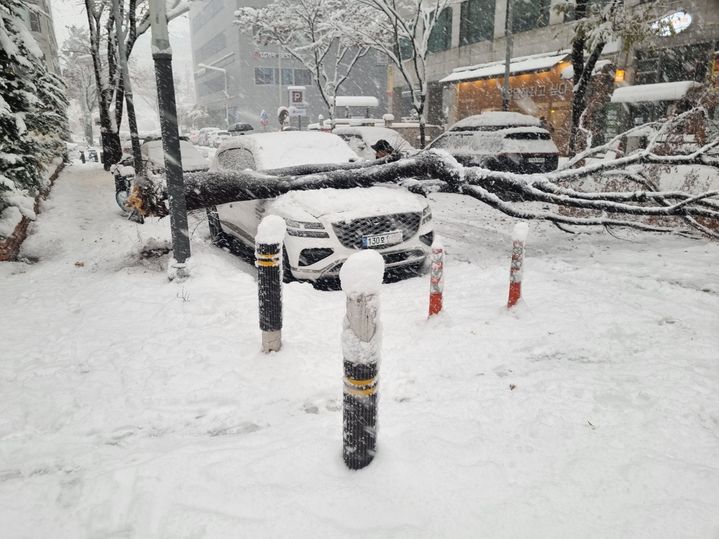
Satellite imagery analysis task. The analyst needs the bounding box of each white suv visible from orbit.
[207,131,433,281]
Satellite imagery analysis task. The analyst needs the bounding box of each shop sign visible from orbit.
[253,50,292,60]
[508,81,571,100]
[652,11,692,37]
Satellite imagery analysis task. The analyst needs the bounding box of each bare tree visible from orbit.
[127,108,719,240]
[338,0,451,147]
[557,0,661,155]
[60,26,97,144]
[83,0,190,169]
[235,0,369,125]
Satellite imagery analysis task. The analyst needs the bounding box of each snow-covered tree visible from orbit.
[556,0,662,155]
[0,0,67,222]
[235,0,369,124]
[60,26,96,144]
[338,0,451,147]
[83,0,190,169]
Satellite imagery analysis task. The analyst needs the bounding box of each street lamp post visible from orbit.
[149,0,191,274]
[198,63,230,128]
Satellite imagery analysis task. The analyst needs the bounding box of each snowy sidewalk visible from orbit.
[1,164,718,538]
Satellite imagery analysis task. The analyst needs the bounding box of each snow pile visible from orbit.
[512,221,529,243]
[269,186,426,221]
[1,166,718,537]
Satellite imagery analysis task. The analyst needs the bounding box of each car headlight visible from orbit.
[421,205,432,225]
[285,218,329,238]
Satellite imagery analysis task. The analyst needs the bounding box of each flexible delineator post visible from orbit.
[508,222,529,308]
[428,236,444,317]
[340,250,384,470]
[256,216,286,353]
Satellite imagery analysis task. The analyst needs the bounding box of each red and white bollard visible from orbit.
[507,222,528,309]
[428,236,444,317]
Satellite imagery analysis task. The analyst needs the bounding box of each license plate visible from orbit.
[527,157,545,164]
[362,230,402,248]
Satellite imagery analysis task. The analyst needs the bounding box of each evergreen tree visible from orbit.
[0,0,68,219]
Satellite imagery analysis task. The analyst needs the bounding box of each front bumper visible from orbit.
[286,224,433,281]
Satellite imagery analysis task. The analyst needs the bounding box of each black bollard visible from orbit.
[340,250,385,470]
[255,216,286,353]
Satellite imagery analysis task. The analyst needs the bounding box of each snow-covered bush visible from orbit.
[0,0,68,228]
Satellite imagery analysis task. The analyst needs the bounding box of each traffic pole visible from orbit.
[255,216,286,353]
[340,250,384,470]
[149,0,191,277]
[507,222,528,308]
[428,236,444,317]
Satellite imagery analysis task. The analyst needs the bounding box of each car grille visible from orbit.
[332,213,421,249]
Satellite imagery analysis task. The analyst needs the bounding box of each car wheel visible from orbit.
[282,244,294,283]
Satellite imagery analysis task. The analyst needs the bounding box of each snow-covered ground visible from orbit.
[1,163,718,538]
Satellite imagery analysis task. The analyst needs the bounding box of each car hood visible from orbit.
[268,186,426,222]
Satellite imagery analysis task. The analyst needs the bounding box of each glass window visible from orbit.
[280,68,294,85]
[218,148,256,171]
[254,67,274,85]
[428,7,453,53]
[29,11,41,32]
[563,0,611,22]
[460,0,495,46]
[294,69,312,86]
[512,0,550,33]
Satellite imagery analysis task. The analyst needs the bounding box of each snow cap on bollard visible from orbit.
[512,221,529,243]
[256,215,287,245]
[340,250,385,296]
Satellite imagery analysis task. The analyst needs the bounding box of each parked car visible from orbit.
[206,131,433,282]
[110,137,208,210]
[428,112,559,173]
[197,127,220,147]
[212,130,233,148]
[228,123,254,134]
[333,126,415,160]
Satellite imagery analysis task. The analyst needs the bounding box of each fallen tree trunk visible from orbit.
[128,142,719,238]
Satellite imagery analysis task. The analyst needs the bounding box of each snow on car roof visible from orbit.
[333,126,415,150]
[217,131,358,170]
[451,112,542,130]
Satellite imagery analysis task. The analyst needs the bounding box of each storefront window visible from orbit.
[635,43,712,85]
[512,0,550,33]
[428,7,453,53]
[460,0,495,46]
[563,0,611,22]
[254,67,274,85]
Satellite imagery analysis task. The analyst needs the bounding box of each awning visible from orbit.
[440,50,570,84]
[335,96,379,107]
[610,81,702,103]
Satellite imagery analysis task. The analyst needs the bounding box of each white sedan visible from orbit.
[207,131,433,281]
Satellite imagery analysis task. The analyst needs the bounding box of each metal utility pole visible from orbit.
[502,0,514,111]
[149,0,191,271]
[113,0,143,175]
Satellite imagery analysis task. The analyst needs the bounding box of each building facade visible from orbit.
[392,0,719,150]
[189,0,389,130]
[19,0,61,75]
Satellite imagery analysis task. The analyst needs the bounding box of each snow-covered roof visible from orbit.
[215,131,358,170]
[335,96,380,108]
[610,81,702,103]
[440,50,570,84]
[560,59,613,80]
[450,112,541,130]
